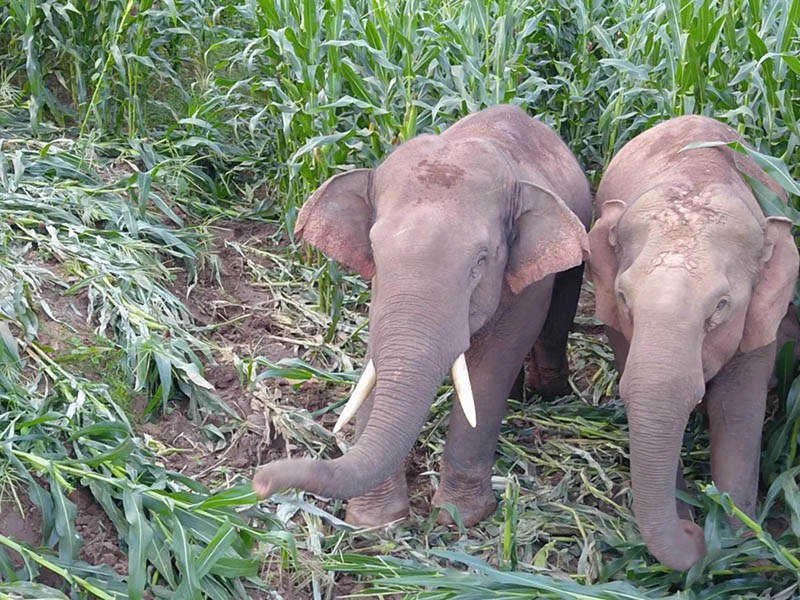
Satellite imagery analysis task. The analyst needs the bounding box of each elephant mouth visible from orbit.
[333,353,478,433]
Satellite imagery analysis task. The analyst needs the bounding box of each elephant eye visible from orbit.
[706,297,731,331]
[470,254,488,279]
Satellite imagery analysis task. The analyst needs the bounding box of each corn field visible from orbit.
[0,0,798,598]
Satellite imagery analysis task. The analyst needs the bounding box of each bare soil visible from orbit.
[136,221,348,483]
[0,486,126,587]
[71,487,129,576]
[0,492,42,571]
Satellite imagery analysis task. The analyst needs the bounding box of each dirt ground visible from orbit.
[0,493,42,571]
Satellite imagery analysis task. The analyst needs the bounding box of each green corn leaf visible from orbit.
[123,487,154,600]
[146,528,178,588]
[777,340,798,402]
[743,173,800,222]
[49,472,80,562]
[65,421,131,442]
[784,55,800,76]
[0,582,69,600]
[194,521,236,578]
[154,352,173,405]
[172,516,201,600]
[189,484,260,512]
[207,556,261,578]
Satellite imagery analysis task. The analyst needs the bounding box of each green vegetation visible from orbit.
[0,0,798,598]
[54,336,137,417]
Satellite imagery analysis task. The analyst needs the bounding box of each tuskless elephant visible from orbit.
[253,105,593,527]
[588,115,799,571]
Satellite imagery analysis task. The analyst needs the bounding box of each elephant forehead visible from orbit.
[632,186,725,226]
[644,249,703,275]
[623,186,764,245]
[374,138,513,198]
[416,158,468,187]
[619,188,766,278]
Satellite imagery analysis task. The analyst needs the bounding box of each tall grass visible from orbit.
[0,0,798,598]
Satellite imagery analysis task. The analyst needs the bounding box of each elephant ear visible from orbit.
[506,181,590,294]
[586,199,627,332]
[294,169,376,279]
[740,216,799,353]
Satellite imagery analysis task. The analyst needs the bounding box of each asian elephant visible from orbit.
[253,105,593,527]
[588,115,799,571]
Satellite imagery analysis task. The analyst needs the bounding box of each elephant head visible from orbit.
[589,181,798,570]
[253,127,589,502]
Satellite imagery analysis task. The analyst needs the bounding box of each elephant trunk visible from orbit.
[254,279,465,500]
[620,318,708,571]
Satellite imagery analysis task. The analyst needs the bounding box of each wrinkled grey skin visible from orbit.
[588,115,799,571]
[253,105,592,527]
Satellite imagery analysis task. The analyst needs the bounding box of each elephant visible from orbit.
[587,114,799,571]
[253,105,593,527]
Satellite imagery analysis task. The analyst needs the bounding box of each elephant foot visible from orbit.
[526,354,571,398]
[432,477,497,527]
[645,519,707,571]
[345,471,410,528]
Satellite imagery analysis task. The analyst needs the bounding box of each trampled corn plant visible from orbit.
[0,133,297,597]
[0,367,295,599]
[0,133,225,417]
[249,345,800,597]
[0,0,281,220]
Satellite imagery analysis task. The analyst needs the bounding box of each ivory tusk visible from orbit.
[451,353,477,428]
[333,359,376,433]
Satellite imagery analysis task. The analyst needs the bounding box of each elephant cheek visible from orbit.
[701,313,746,380]
[468,273,504,333]
[616,306,634,340]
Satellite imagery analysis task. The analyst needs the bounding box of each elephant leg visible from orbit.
[345,390,410,527]
[433,279,555,526]
[508,366,526,401]
[706,342,775,530]
[527,264,584,397]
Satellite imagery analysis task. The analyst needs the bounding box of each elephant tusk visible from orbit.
[333,360,376,433]
[451,353,477,428]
